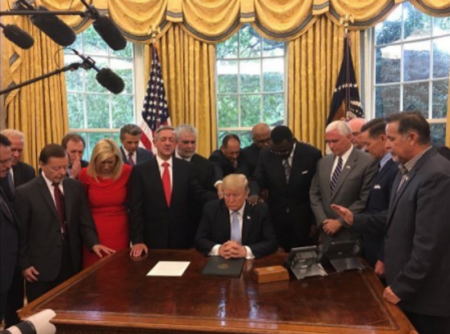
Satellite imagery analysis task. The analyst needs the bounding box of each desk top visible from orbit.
[20,249,416,334]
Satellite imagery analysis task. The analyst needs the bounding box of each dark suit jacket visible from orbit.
[121,147,154,166]
[250,143,322,249]
[129,157,217,249]
[0,188,19,295]
[241,143,261,177]
[353,148,450,317]
[310,147,377,247]
[0,161,35,201]
[190,154,218,191]
[361,158,398,266]
[14,176,99,282]
[195,200,277,259]
[209,149,251,179]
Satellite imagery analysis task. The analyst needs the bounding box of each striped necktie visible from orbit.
[330,157,343,195]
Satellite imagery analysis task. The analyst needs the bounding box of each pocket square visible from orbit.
[374,185,381,189]
[346,165,351,169]
[301,170,309,174]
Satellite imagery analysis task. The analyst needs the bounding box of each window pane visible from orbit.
[83,27,108,56]
[433,17,450,36]
[376,46,401,84]
[404,41,430,81]
[263,93,284,125]
[217,60,238,93]
[65,56,84,92]
[375,85,400,118]
[112,95,134,128]
[240,60,261,93]
[217,34,238,59]
[111,58,134,94]
[263,58,284,92]
[86,57,109,93]
[241,95,261,126]
[68,35,82,52]
[86,94,110,128]
[217,95,239,127]
[403,2,431,41]
[432,80,448,119]
[113,42,133,58]
[374,5,402,45]
[430,123,446,146]
[403,82,429,117]
[239,25,261,58]
[67,93,84,128]
[262,38,284,57]
[433,37,450,79]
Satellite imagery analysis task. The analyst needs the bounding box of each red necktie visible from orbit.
[128,153,135,166]
[52,183,68,238]
[162,162,171,207]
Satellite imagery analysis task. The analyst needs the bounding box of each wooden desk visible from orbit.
[20,249,416,334]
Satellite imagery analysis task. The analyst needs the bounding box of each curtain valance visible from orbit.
[34,0,450,43]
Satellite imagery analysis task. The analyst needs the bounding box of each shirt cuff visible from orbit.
[245,246,254,260]
[209,244,221,256]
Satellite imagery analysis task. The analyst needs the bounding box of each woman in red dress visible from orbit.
[79,139,132,267]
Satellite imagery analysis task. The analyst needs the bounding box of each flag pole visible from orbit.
[339,14,354,118]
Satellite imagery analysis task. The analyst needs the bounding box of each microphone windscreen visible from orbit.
[30,6,76,47]
[2,24,34,49]
[93,16,127,51]
[96,68,125,94]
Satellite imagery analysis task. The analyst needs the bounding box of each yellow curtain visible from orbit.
[2,16,68,171]
[288,16,360,152]
[144,25,217,157]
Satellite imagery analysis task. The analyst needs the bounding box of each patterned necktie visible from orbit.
[330,157,343,195]
[128,153,135,166]
[230,211,241,244]
[397,165,408,192]
[162,162,171,207]
[7,170,14,195]
[52,183,68,238]
[283,158,291,183]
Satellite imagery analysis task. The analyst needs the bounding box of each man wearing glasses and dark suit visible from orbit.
[249,125,322,251]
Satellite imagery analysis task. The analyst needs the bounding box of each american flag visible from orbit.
[139,44,170,151]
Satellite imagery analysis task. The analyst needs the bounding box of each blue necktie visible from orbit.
[230,211,241,244]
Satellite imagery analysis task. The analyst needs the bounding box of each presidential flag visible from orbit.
[327,35,363,124]
[139,44,170,151]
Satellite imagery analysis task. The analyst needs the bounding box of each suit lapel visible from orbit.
[0,187,13,222]
[241,204,252,245]
[171,159,181,207]
[37,176,59,221]
[62,179,72,226]
[220,201,231,240]
[331,149,357,201]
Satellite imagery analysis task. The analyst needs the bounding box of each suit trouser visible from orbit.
[404,311,450,334]
[26,239,74,303]
[4,267,24,327]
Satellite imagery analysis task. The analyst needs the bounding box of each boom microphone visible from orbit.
[30,6,76,46]
[81,3,126,51]
[0,23,34,49]
[72,49,125,94]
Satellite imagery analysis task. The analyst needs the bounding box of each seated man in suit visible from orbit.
[120,124,153,166]
[0,130,35,326]
[309,120,377,248]
[0,135,19,322]
[15,144,114,302]
[195,174,277,259]
[129,126,217,257]
[61,133,89,179]
[209,134,251,180]
[357,118,398,277]
[241,123,272,177]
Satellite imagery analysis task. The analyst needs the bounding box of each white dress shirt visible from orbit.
[42,172,64,206]
[330,145,354,179]
[122,147,137,165]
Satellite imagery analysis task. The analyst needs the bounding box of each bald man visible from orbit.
[241,123,272,176]
[348,118,367,150]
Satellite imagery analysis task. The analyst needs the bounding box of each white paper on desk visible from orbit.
[147,261,190,277]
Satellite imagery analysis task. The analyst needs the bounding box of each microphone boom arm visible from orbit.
[0,62,82,96]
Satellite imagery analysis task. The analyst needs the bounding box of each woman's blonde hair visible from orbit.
[87,138,123,181]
